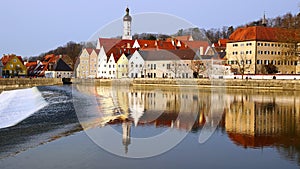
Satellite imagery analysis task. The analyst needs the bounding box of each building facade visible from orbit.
[1,54,27,77]
[226,26,300,74]
[77,48,93,78]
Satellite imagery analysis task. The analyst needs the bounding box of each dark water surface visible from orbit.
[0,84,300,169]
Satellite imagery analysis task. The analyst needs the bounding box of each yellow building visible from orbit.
[226,26,300,74]
[1,54,27,77]
[116,53,129,78]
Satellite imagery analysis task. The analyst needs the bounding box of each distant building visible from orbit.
[26,54,73,77]
[1,54,27,77]
[45,58,73,78]
[226,26,300,74]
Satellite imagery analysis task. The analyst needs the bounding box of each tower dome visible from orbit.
[123,8,132,21]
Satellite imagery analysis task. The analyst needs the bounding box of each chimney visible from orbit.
[199,47,204,55]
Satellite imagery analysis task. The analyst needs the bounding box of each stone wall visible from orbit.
[0,78,63,90]
[73,78,300,91]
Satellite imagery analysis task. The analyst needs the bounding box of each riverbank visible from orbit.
[1,78,300,91]
[73,78,300,91]
[0,78,63,90]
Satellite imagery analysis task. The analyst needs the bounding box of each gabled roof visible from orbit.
[1,55,22,66]
[86,48,94,55]
[95,49,100,55]
[229,26,300,42]
[54,59,73,71]
[98,38,125,52]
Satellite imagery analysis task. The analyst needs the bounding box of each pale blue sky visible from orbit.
[0,0,299,57]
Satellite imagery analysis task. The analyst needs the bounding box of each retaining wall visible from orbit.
[73,78,300,91]
[0,78,63,90]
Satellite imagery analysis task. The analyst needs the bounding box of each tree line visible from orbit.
[175,12,300,43]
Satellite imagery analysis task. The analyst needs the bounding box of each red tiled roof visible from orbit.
[174,35,193,42]
[25,61,37,67]
[95,49,100,55]
[229,26,300,42]
[98,38,126,52]
[86,48,94,55]
[1,55,23,66]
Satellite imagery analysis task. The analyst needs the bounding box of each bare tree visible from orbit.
[233,53,251,79]
[191,60,208,78]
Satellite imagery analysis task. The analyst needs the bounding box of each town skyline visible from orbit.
[0,0,299,57]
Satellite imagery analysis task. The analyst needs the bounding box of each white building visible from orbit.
[128,50,196,78]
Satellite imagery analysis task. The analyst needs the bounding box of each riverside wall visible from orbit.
[0,78,63,90]
[73,78,300,91]
[1,78,300,91]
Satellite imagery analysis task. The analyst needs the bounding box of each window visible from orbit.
[257,60,261,64]
[167,64,171,69]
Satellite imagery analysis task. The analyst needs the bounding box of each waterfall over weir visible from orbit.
[0,87,48,129]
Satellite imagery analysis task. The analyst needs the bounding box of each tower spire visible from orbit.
[262,12,267,27]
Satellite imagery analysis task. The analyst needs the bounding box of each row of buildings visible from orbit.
[75,8,300,79]
[75,8,229,79]
[0,54,74,78]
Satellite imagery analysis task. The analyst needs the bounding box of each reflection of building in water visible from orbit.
[226,94,300,148]
[122,121,131,154]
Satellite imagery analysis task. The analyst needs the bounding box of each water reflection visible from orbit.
[74,84,300,164]
[225,91,300,165]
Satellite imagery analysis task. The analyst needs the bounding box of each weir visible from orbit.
[0,87,48,129]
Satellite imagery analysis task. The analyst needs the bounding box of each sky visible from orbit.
[0,0,299,57]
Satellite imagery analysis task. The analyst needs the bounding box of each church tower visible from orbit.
[262,12,267,27]
[122,7,132,40]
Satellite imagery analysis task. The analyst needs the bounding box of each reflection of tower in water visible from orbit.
[122,121,131,154]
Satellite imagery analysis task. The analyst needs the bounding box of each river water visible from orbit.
[0,84,300,169]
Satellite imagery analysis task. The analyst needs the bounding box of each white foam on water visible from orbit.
[0,87,48,129]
